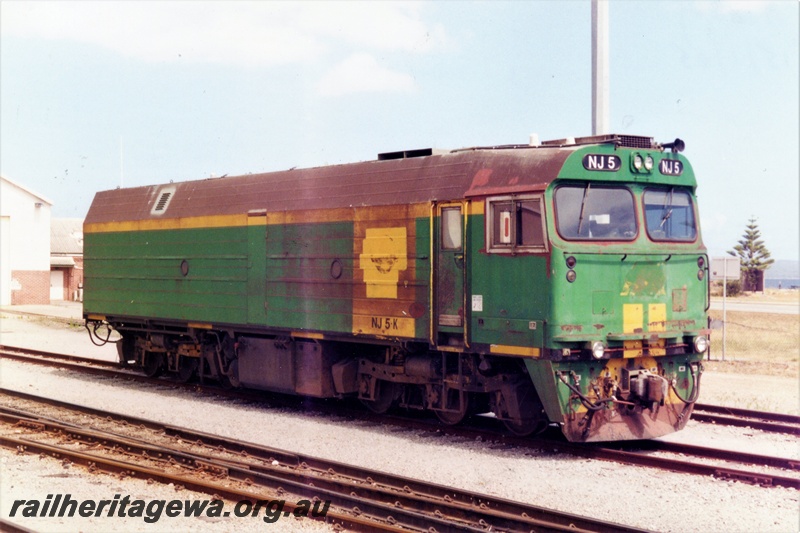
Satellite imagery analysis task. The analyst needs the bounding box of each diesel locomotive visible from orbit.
[83,133,709,442]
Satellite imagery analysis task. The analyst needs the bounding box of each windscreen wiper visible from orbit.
[577,183,591,236]
[659,187,674,229]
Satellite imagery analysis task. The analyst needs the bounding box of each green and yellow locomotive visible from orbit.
[84,134,708,442]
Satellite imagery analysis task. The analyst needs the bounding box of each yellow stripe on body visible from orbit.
[85,204,432,234]
[85,214,247,234]
[291,331,325,340]
[490,344,541,357]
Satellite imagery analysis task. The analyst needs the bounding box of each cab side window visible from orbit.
[487,195,547,253]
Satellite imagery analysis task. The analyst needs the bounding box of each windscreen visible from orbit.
[554,185,636,240]
[643,188,697,241]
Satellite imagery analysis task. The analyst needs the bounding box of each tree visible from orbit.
[728,216,774,292]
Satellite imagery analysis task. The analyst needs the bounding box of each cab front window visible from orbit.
[554,185,636,240]
[643,188,697,242]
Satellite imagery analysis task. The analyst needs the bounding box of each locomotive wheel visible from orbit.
[177,357,198,383]
[116,335,136,366]
[435,392,471,426]
[361,380,397,414]
[503,417,549,437]
[143,352,165,378]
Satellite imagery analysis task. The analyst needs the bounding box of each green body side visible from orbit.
[84,227,250,324]
[467,219,548,348]
[85,218,433,340]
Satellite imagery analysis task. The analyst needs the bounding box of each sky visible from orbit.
[1,0,798,261]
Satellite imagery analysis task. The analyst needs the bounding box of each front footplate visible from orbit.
[525,355,703,442]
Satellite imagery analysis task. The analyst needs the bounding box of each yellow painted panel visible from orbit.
[623,340,643,358]
[489,345,541,357]
[358,227,408,299]
[352,315,416,337]
[648,303,667,356]
[187,322,213,330]
[623,304,643,358]
[648,304,666,331]
[623,304,643,333]
[470,201,485,215]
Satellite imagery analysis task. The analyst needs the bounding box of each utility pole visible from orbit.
[120,137,125,188]
[591,0,609,135]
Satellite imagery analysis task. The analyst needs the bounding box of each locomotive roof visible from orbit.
[85,135,686,226]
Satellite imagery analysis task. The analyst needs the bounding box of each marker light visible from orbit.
[566,269,577,283]
[693,336,709,354]
[566,256,577,269]
[591,341,606,359]
[644,155,654,170]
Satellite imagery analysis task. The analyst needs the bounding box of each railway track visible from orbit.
[3,345,799,491]
[0,388,641,533]
[692,403,800,435]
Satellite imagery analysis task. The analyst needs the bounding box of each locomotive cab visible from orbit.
[528,140,708,441]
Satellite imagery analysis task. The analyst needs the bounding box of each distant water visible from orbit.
[766,279,800,289]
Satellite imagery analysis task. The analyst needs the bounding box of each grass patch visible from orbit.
[706,310,799,376]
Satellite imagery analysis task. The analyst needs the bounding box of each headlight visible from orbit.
[644,155,654,170]
[591,341,606,359]
[693,335,709,354]
[633,154,643,170]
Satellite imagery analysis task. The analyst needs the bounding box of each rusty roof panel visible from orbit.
[85,147,576,225]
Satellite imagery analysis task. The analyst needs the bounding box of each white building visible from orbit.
[0,176,53,305]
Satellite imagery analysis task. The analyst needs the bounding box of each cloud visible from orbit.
[316,53,416,97]
[0,1,444,67]
[300,2,445,53]
[693,1,771,14]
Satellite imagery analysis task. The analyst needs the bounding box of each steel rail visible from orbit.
[692,403,800,436]
[694,403,800,424]
[0,345,120,368]
[3,346,798,490]
[0,434,395,533]
[0,390,643,533]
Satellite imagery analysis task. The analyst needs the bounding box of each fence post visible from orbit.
[722,258,727,361]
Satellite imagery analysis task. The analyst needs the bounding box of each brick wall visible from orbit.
[66,258,84,301]
[10,270,50,305]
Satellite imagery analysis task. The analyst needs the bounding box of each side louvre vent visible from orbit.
[151,186,176,215]
[154,192,171,211]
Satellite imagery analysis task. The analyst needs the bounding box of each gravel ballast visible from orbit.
[1,312,798,532]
